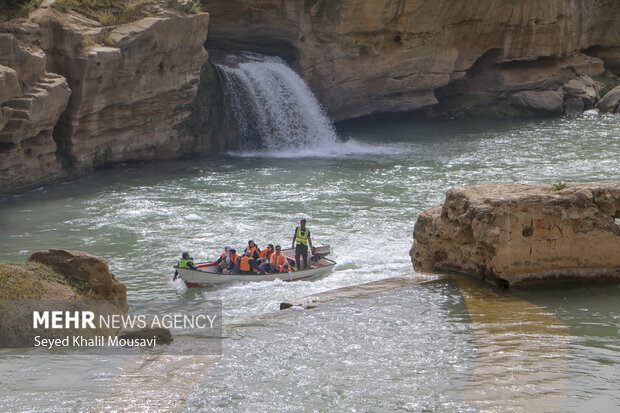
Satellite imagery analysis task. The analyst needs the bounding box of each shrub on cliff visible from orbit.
[54,0,148,26]
[0,0,42,19]
[185,0,200,14]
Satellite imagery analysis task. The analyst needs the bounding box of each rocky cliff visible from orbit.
[203,0,620,120]
[0,2,210,194]
[0,33,71,192]
[3,1,620,195]
[410,183,620,287]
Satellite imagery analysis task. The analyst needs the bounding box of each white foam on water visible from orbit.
[215,53,394,158]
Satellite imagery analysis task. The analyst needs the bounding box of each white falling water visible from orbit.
[215,53,382,157]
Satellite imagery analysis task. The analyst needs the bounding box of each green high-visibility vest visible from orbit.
[178,259,195,269]
[295,227,309,246]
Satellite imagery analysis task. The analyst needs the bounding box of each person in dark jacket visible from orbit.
[223,249,240,274]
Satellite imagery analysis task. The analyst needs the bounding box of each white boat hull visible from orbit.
[174,246,335,288]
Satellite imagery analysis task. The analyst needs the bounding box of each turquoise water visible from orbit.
[0,115,619,411]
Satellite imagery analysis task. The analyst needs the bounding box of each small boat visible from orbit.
[174,244,336,288]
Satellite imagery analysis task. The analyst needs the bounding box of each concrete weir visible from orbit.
[95,354,219,411]
[281,272,571,411]
[456,275,570,411]
[280,274,441,310]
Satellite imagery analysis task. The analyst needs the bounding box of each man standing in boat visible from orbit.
[292,218,314,270]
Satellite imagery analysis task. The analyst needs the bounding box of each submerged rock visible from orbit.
[411,183,620,287]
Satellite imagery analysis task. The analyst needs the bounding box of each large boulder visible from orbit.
[411,183,620,287]
[510,90,564,114]
[562,76,599,109]
[597,86,620,112]
[29,249,128,310]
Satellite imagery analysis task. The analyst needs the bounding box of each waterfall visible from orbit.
[214,53,343,155]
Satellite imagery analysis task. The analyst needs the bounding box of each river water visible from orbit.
[1,115,619,411]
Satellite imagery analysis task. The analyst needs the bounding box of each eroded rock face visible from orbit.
[0,34,71,193]
[41,13,210,172]
[29,249,128,310]
[410,183,620,287]
[0,7,210,195]
[203,0,620,120]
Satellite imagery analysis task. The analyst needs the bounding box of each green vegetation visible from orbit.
[54,0,147,26]
[0,0,42,20]
[552,181,567,191]
[82,31,115,48]
[0,261,87,300]
[185,0,201,14]
[103,147,113,162]
[0,261,115,347]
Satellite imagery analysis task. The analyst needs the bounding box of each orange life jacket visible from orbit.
[259,248,273,259]
[270,252,288,272]
[229,253,239,265]
[219,252,227,261]
[239,256,256,272]
[245,245,259,258]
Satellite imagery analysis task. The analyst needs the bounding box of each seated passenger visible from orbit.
[223,248,240,275]
[258,243,275,272]
[234,251,265,275]
[269,245,290,273]
[215,246,230,273]
[244,240,261,260]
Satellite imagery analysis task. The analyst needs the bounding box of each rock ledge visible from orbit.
[411,183,620,287]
